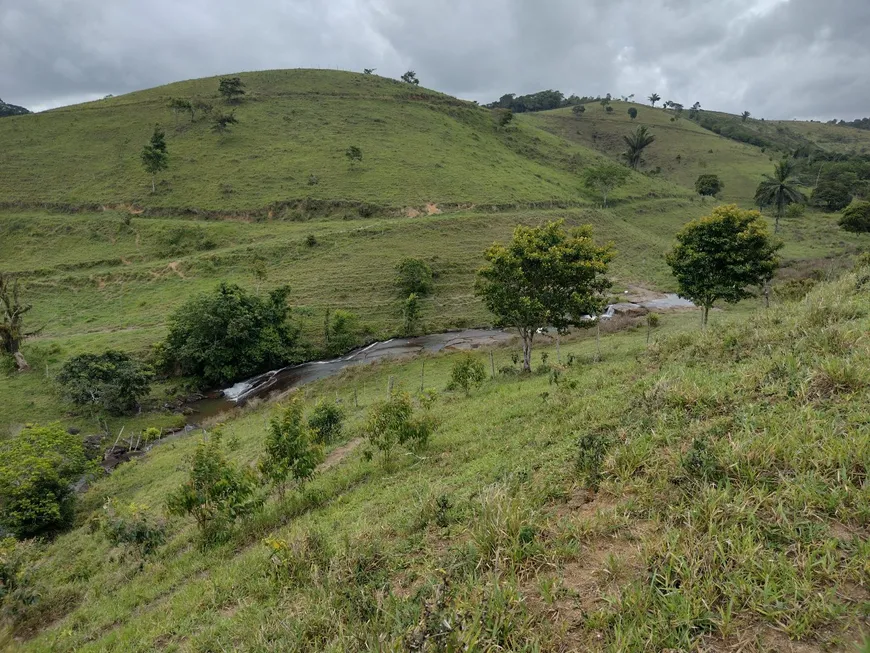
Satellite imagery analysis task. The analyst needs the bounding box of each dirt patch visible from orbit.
[425,203,441,215]
[322,437,363,471]
[167,261,185,278]
[405,207,421,218]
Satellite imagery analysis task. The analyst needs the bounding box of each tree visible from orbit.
[167,98,191,126]
[838,201,870,233]
[363,391,435,465]
[689,101,701,119]
[402,293,421,336]
[622,126,655,170]
[694,174,724,197]
[218,76,245,103]
[665,205,781,326]
[211,111,238,134]
[191,99,213,121]
[605,106,614,114]
[812,177,852,211]
[448,354,486,396]
[0,273,39,362]
[160,283,299,386]
[395,257,434,296]
[648,93,661,107]
[628,107,638,120]
[308,399,345,444]
[363,68,376,75]
[166,430,261,539]
[57,351,153,415]
[401,71,420,85]
[754,158,806,233]
[0,424,88,538]
[346,145,363,168]
[741,111,751,122]
[325,309,359,355]
[475,220,614,372]
[494,108,514,127]
[582,163,630,208]
[141,125,168,193]
[260,399,323,497]
[572,104,586,117]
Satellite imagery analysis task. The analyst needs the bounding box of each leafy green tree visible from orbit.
[401,71,420,85]
[167,98,191,126]
[0,273,39,359]
[345,145,363,167]
[694,174,724,197]
[475,220,614,372]
[191,99,213,121]
[838,201,870,233]
[308,399,345,444]
[363,68,376,75]
[161,283,299,386]
[211,111,238,134]
[218,76,245,102]
[582,163,630,208]
[572,104,586,117]
[494,108,514,127]
[448,354,486,396]
[57,351,153,415]
[166,430,262,540]
[326,309,359,355]
[622,125,655,169]
[402,293,421,336]
[741,111,751,122]
[395,257,434,296]
[665,205,781,326]
[628,107,638,120]
[260,399,324,497]
[141,125,168,192]
[0,424,88,538]
[648,93,661,107]
[754,159,806,233]
[812,177,852,211]
[363,391,436,465]
[605,106,614,114]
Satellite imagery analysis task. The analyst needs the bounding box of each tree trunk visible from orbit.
[14,351,29,371]
[152,175,156,193]
[774,212,780,234]
[603,191,608,208]
[520,330,533,372]
[703,305,710,328]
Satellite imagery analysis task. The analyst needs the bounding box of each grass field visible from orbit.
[2,267,868,651]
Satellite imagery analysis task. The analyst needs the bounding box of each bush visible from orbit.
[160,283,299,386]
[0,537,40,615]
[812,179,852,211]
[166,430,262,541]
[0,424,89,538]
[308,400,345,444]
[57,351,152,415]
[326,309,359,355]
[95,499,166,556]
[838,201,870,233]
[786,203,806,219]
[363,391,437,465]
[694,174,723,197]
[448,354,487,395]
[395,258,434,296]
[260,399,324,496]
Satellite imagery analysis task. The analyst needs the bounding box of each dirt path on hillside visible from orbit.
[321,437,363,471]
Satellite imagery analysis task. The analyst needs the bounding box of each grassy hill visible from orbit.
[2,265,868,651]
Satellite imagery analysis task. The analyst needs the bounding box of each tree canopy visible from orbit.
[582,163,630,208]
[694,174,724,197]
[754,159,806,233]
[0,272,39,358]
[648,93,661,107]
[57,351,153,415]
[141,125,168,192]
[622,126,655,169]
[475,220,613,371]
[218,77,246,102]
[838,201,870,233]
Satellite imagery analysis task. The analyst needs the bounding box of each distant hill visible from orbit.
[0,98,30,117]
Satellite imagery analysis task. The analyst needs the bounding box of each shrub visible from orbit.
[264,529,332,585]
[160,283,299,386]
[694,174,723,197]
[448,354,486,396]
[395,258,434,296]
[0,424,89,538]
[363,391,437,465]
[96,499,166,556]
[786,203,806,219]
[57,351,152,415]
[260,399,324,497]
[308,400,345,444]
[326,309,359,355]
[812,178,852,211]
[0,537,40,616]
[576,430,611,489]
[166,430,262,541]
[305,234,317,247]
[402,293,421,336]
[838,201,870,233]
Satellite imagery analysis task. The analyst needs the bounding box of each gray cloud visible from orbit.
[1,0,868,119]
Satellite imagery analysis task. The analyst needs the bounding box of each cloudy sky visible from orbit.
[1,0,868,119]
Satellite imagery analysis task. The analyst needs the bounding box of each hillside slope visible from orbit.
[0,70,683,212]
[3,265,868,652]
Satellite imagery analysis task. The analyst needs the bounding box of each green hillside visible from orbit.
[0,70,680,212]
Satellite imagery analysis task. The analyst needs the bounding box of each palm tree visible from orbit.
[754,158,805,233]
[741,111,751,122]
[648,93,661,107]
[622,126,656,169]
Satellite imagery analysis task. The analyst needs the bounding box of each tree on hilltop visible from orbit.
[622,125,655,169]
[141,125,168,192]
[741,111,751,122]
[218,77,246,103]
[628,107,638,120]
[363,68,376,75]
[401,71,420,85]
[754,158,805,233]
[167,98,192,126]
[583,163,630,208]
[648,93,661,107]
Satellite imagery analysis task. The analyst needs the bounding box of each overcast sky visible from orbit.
[1,0,868,119]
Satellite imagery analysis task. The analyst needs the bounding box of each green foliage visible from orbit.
[755,158,806,232]
[694,173,723,197]
[475,220,613,371]
[402,293,421,336]
[648,93,661,107]
[493,108,514,127]
[167,98,192,124]
[572,104,586,117]
[0,273,38,356]
[622,125,655,169]
[56,350,153,415]
[666,205,781,324]
[576,429,612,489]
[812,177,852,211]
[627,107,638,120]
[394,257,434,296]
[140,125,168,192]
[95,499,166,556]
[838,201,870,233]
[345,145,363,167]
[582,162,630,207]
[400,71,419,85]
[325,309,359,355]
[218,76,245,102]
[0,424,88,538]
[166,430,262,539]
[786,202,806,219]
[260,399,324,496]
[447,354,486,396]
[307,399,345,444]
[161,282,299,386]
[741,110,751,122]
[605,106,614,114]
[362,391,436,464]
[211,111,238,134]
